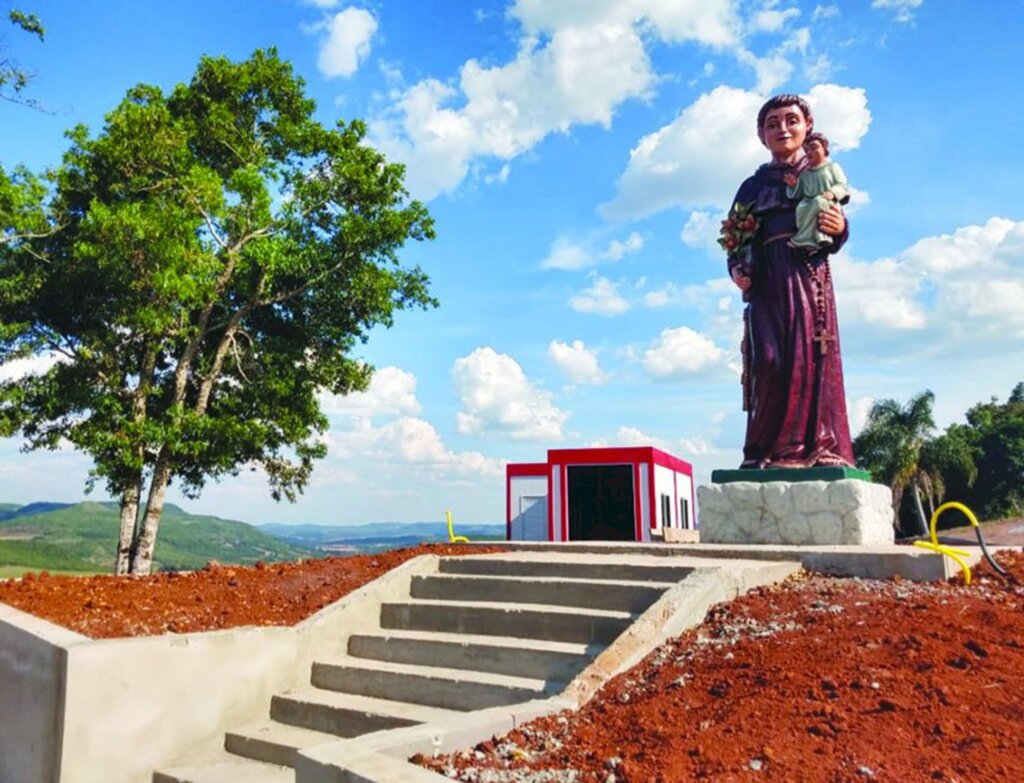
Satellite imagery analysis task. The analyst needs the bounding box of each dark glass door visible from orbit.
[567,464,635,541]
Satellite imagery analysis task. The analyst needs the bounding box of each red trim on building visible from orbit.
[507,463,548,478]
[647,463,657,531]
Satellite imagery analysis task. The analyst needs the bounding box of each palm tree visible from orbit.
[853,391,941,537]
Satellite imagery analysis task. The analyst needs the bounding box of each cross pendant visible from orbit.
[813,329,836,355]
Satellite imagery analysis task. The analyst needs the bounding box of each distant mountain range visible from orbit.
[0,502,506,573]
[258,521,506,551]
[0,501,312,573]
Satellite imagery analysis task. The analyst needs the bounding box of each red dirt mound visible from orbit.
[419,551,1024,782]
[0,543,505,639]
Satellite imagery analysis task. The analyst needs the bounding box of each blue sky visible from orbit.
[2,0,1022,526]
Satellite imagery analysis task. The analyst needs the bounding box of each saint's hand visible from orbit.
[783,173,797,187]
[818,204,846,236]
[731,268,752,291]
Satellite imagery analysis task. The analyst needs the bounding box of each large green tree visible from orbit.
[948,382,1024,520]
[0,49,435,574]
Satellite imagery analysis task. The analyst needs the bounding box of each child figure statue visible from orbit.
[784,133,850,251]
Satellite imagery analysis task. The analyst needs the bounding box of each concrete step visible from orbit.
[438,555,696,583]
[348,628,594,681]
[153,751,292,783]
[224,720,338,768]
[410,573,672,612]
[311,656,559,711]
[270,687,460,737]
[380,598,634,644]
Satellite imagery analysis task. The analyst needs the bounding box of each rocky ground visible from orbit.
[416,551,1024,782]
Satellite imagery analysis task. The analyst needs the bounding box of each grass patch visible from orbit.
[0,539,103,572]
[0,565,99,579]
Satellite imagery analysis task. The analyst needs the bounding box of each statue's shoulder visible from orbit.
[735,165,775,204]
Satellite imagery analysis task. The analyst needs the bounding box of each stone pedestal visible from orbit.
[697,478,894,546]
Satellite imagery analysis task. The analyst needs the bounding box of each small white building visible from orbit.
[506,446,696,542]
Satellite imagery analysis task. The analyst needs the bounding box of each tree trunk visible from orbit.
[130,453,172,575]
[912,483,929,537]
[115,479,142,575]
[117,348,157,574]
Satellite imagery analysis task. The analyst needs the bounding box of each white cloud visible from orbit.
[834,217,1024,349]
[872,0,924,24]
[599,425,717,457]
[805,84,871,151]
[540,231,643,270]
[511,0,741,48]
[848,396,874,437]
[845,186,871,214]
[602,83,872,220]
[328,417,504,477]
[832,251,927,332]
[452,347,569,440]
[549,339,606,385]
[812,5,840,21]
[368,1,761,199]
[601,231,644,261]
[569,275,630,316]
[320,366,421,419]
[643,283,678,308]
[642,326,727,378]
[750,8,800,33]
[804,53,833,82]
[317,7,378,79]
[540,239,592,271]
[601,86,766,219]
[736,50,793,94]
[0,354,63,381]
[680,209,727,254]
[305,0,340,8]
[369,17,654,199]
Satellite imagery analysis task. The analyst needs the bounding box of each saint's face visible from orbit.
[761,105,809,160]
[806,139,826,166]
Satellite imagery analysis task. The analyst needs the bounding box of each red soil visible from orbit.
[419,552,1024,783]
[0,543,505,639]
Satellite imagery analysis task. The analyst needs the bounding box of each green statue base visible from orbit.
[711,466,871,484]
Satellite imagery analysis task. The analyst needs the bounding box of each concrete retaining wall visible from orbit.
[0,555,438,783]
[0,604,82,783]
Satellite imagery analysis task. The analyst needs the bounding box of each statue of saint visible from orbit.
[721,94,855,469]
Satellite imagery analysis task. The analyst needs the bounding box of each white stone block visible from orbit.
[762,483,795,517]
[698,479,894,546]
[777,512,812,545]
[791,481,828,513]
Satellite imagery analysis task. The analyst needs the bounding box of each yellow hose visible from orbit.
[912,501,1007,585]
[446,510,469,544]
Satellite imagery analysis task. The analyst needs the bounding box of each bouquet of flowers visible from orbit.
[718,202,759,255]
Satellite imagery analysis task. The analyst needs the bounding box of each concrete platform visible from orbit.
[496,540,985,581]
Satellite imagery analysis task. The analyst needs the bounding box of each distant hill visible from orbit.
[258,521,507,552]
[0,502,314,573]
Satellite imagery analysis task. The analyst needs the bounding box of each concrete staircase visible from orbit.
[151,553,723,782]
